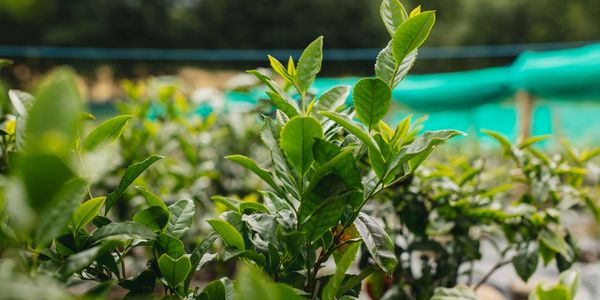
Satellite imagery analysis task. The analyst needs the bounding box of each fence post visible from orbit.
[516,90,534,143]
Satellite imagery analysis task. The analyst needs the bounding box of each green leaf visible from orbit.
[135,186,168,210]
[207,219,245,250]
[133,206,170,232]
[198,278,236,300]
[353,78,392,129]
[239,202,269,214]
[158,254,191,289]
[532,284,571,300]
[405,130,465,156]
[185,233,218,290]
[314,85,350,115]
[226,155,279,192]
[308,149,362,192]
[296,36,323,94]
[540,229,569,257]
[105,155,163,214]
[87,221,157,245]
[322,242,361,300]
[481,129,512,154]
[25,68,82,153]
[19,153,75,211]
[156,232,185,258]
[302,190,347,243]
[167,199,195,238]
[375,42,417,88]
[380,0,408,35]
[235,265,304,300]
[354,213,397,273]
[72,196,106,234]
[83,115,133,151]
[280,116,324,175]
[392,11,435,64]
[512,247,539,282]
[267,91,299,119]
[519,134,550,149]
[34,178,87,248]
[119,270,156,293]
[559,270,580,297]
[320,111,379,151]
[431,287,478,300]
[261,118,298,198]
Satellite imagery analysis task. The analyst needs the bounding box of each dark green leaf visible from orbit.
[513,247,539,282]
[87,221,156,245]
[322,242,361,300]
[354,213,397,273]
[280,116,323,175]
[226,155,279,192]
[158,254,191,289]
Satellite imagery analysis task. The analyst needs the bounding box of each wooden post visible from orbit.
[516,90,534,143]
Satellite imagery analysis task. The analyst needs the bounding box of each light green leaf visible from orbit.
[158,254,191,289]
[280,116,324,174]
[226,154,280,192]
[34,178,87,248]
[105,155,163,214]
[431,286,478,300]
[266,91,299,118]
[314,85,350,115]
[354,213,397,273]
[320,111,379,151]
[73,196,106,233]
[322,242,361,300]
[296,36,323,94]
[481,129,512,154]
[353,78,392,129]
[235,265,304,300]
[207,219,245,250]
[133,206,170,232]
[167,199,195,238]
[83,115,133,151]
[380,0,408,35]
[540,229,569,257]
[392,11,435,64]
[135,186,168,210]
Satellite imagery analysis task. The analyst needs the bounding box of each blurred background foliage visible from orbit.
[1,0,599,75]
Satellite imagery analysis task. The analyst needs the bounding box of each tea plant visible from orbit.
[363,131,597,299]
[209,1,463,298]
[0,69,219,299]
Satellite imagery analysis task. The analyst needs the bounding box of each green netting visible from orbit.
[512,43,600,99]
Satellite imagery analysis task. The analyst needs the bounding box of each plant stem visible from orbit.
[474,247,511,290]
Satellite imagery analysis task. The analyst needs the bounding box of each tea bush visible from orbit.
[0,0,598,299]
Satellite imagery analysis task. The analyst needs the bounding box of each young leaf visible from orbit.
[158,254,191,289]
[105,155,163,214]
[207,219,245,250]
[320,111,379,151]
[83,115,133,151]
[380,0,408,35]
[353,78,392,129]
[225,154,280,192]
[481,129,512,154]
[322,242,361,300]
[280,116,324,175]
[302,192,347,243]
[392,11,435,64]
[296,36,323,94]
[354,213,397,273]
[135,186,168,210]
[133,206,170,232]
[266,91,299,119]
[73,196,106,233]
[167,199,195,238]
[268,55,295,84]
